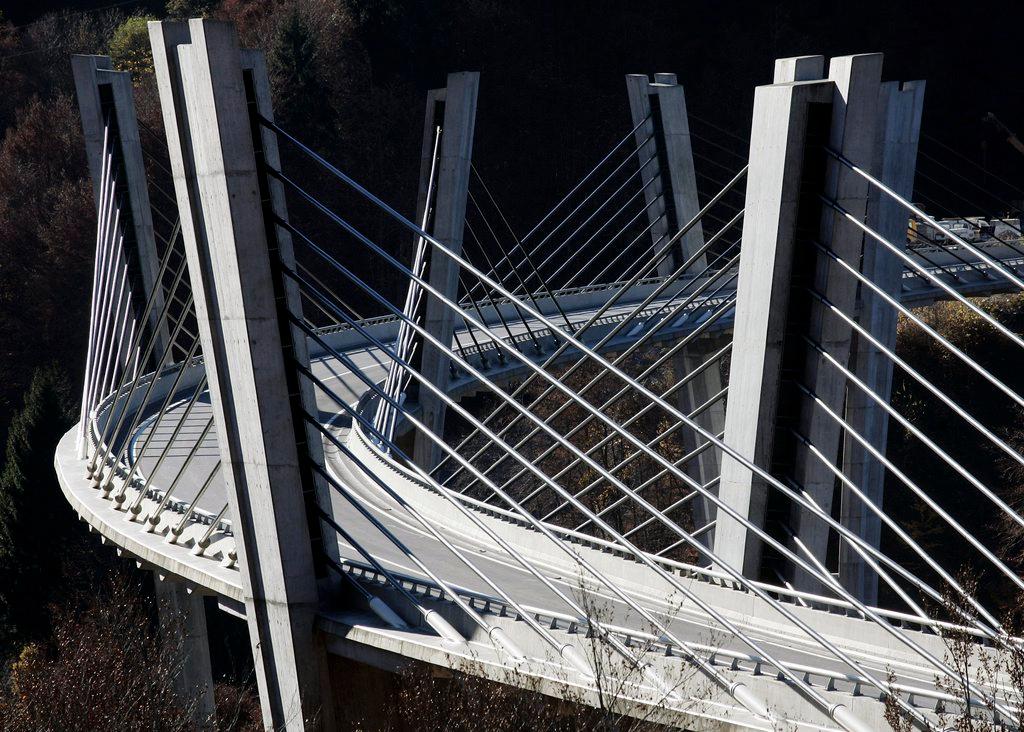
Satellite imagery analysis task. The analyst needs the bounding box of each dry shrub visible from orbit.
[0,572,198,731]
[0,570,260,732]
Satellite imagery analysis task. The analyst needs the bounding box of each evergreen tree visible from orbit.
[271,8,330,135]
[0,364,83,649]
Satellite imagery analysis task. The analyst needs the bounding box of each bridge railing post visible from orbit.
[840,80,925,604]
[714,54,885,586]
[411,71,479,470]
[72,55,169,455]
[149,18,334,730]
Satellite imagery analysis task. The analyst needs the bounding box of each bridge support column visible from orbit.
[411,71,479,470]
[714,55,883,585]
[840,80,925,604]
[154,575,216,728]
[625,73,704,273]
[149,19,335,730]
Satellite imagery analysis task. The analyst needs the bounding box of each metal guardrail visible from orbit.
[337,558,1003,716]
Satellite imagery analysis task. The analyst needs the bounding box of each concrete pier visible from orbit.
[154,575,216,728]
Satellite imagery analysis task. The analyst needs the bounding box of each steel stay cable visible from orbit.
[259,116,749,474]
[292,309,782,720]
[88,231,191,472]
[305,410,679,687]
[86,157,122,414]
[296,260,364,322]
[582,217,668,289]
[93,231,136,406]
[304,397,714,707]
[812,240,1024,411]
[141,414,216,529]
[518,114,654,244]
[622,469,720,540]
[801,333,1024,589]
[789,387,1024,709]
[497,285,739,510]
[165,460,222,541]
[520,156,661,292]
[779,480,926,623]
[303,444,526,660]
[468,166,574,330]
[466,196,554,344]
[913,165,1024,242]
[440,203,745,485]
[83,135,115,420]
[81,197,110,436]
[295,355,744,706]
[536,384,727,525]
[920,135,1024,203]
[87,212,185,417]
[453,218,743,492]
[463,220,540,355]
[89,217,128,409]
[379,123,444,436]
[125,374,209,515]
[827,148,1024,294]
[790,429,1005,637]
[507,301,736,509]
[538,178,664,289]
[558,377,732,528]
[428,169,748,478]
[809,287,1024,474]
[108,332,203,500]
[91,287,194,481]
[283,224,913,721]
[455,273,502,365]
[824,194,1024,353]
[462,214,540,352]
[462,248,740,499]
[270,176,1004,722]
[287,266,899,730]
[314,506,474,636]
[902,224,988,282]
[465,133,657,302]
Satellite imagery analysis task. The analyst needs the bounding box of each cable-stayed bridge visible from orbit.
[53,20,1024,731]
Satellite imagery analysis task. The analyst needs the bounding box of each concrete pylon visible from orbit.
[840,80,925,604]
[71,55,169,360]
[148,19,334,730]
[154,575,216,728]
[625,73,704,274]
[411,71,480,470]
[788,54,884,593]
[625,73,723,549]
[713,54,885,588]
